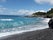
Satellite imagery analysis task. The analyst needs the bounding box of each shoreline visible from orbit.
[0,28,53,40]
[0,26,48,38]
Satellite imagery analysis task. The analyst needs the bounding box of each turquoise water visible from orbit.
[0,16,48,32]
[0,15,50,37]
[0,17,44,29]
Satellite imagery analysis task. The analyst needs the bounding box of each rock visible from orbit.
[48,18,53,29]
[44,15,52,18]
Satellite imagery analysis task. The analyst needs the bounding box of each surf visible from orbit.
[0,19,13,21]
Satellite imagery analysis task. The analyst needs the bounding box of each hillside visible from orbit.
[32,8,53,18]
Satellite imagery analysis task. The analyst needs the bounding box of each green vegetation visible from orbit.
[32,8,53,18]
[32,12,46,17]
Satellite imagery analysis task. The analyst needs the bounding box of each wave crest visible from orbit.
[0,19,13,21]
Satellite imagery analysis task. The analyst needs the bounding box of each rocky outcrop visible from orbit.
[48,18,53,29]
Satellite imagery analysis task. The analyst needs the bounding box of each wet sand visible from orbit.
[0,28,53,40]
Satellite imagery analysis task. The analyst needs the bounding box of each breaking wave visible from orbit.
[0,19,13,21]
[0,18,50,38]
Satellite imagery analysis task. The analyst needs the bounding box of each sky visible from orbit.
[0,0,53,15]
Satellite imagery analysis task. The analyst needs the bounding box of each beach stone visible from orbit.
[48,18,53,29]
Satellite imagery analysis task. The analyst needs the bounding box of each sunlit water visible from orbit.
[0,16,50,37]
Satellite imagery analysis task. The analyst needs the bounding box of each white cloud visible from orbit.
[35,10,46,12]
[0,7,35,15]
[0,6,47,15]
[35,0,53,5]
[0,7,7,14]
[17,9,35,15]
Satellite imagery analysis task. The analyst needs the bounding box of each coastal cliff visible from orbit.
[32,8,53,18]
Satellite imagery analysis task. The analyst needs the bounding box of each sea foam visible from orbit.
[0,18,50,38]
[0,25,48,38]
[0,19,13,21]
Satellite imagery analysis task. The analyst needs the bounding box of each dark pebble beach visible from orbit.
[0,28,53,40]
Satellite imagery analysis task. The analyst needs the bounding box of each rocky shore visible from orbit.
[0,28,53,40]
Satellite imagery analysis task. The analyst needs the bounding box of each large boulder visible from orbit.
[48,18,53,29]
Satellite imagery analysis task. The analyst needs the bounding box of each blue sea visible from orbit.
[0,15,50,37]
